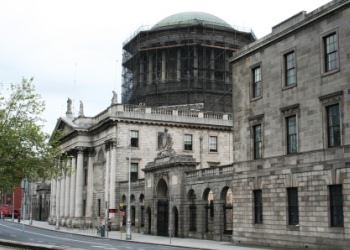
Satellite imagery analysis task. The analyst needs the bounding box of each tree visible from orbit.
[0,78,63,191]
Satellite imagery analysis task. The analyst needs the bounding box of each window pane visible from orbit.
[285,52,296,86]
[253,124,262,159]
[324,33,338,72]
[209,136,217,152]
[287,188,299,225]
[254,190,263,224]
[327,104,340,147]
[252,66,262,98]
[287,116,297,154]
[184,134,193,150]
[329,185,344,227]
[131,130,139,147]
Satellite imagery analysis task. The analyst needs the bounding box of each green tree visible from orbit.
[0,78,62,191]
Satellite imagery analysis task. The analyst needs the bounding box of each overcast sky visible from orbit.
[0,0,330,134]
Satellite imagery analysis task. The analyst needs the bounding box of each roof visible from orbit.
[152,11,233,30]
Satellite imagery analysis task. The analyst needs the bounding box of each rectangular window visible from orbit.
[287,187,299,225]
[130,163,138,182]
[324,33,338,72]
[252,66,262,98]
[329,185,343,227]
[254,190,263,224]
[286,115,297,154]
[209,136,218,152]
[184,134,193,151]
[253,124,262,159]
[130,130,139,147]
[285,51,296,86]
[327,104,340,147]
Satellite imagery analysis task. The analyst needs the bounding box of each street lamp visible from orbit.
[126,131,132,240]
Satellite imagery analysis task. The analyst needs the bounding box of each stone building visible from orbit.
[229,0,350,249]
[48,99,233,234]
[121,12,255,112]
[48,1,350,249]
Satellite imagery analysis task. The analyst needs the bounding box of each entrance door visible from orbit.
[157,200,168,236]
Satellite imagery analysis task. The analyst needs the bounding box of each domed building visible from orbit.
[122,12,256,112]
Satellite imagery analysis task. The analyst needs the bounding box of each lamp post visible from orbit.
[126,131,132,240]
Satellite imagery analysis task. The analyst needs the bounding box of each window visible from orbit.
[254,190,263,224]
[97,199,101,217]
[184,134,193,151]
[286,115,297,154]
[252,66,262,98]
[130,163,138,182]
[130,130,139,147]
[253,124,262,159]
[285,51,296,86]
[209,136,218,152]
[287,187,299,225]
[327,104,340,147]
[324,33,338,72]
[329,185,343,227]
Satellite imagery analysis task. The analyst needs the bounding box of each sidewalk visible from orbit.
[12,219,272,250]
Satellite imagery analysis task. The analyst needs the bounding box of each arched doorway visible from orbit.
[156,178,168,236]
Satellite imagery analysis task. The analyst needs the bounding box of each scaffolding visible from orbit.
[122,19,255,112]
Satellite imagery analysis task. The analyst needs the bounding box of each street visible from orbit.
[0,220,187,250]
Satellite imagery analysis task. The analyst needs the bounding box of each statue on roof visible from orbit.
[66,98,73,118]
[111,91,118,105]
[79,100,84,117]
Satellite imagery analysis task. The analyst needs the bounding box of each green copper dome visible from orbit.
[152,12,233,30]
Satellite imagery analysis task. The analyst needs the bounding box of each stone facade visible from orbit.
[49,102,233,232]
[229,0,350,248]
[48,1,350,249]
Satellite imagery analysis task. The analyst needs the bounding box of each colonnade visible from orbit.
[49,141,119,228]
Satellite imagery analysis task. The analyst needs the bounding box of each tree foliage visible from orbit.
[0,78,62,191]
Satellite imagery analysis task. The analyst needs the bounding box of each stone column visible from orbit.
[105,143,111,218]
[59,168,65,224]
[74,148,84,226]
[50,178,57,224]
[139,61,144,85]
[193,46,198,80]
[161,50,166,82]
[214,200,225,241]
[197,200,207,239]
[85,148,94,224]
[109,141,117,213]
[177,48,181,81]
[148,54,153,84]
[55,175,61,226]
[210,49,215,81]
[63,160,71,225]
[69,156,76,226]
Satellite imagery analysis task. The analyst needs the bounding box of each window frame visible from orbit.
[130,130,139,148]
[251,65,262,99]
[286,115,298,154]
[209,136,218,153]
[323,32,339,73]
[130,162,138,182]
[327,104,341,147]
[184,134,193,151]
[284,50,297,87]
[287,187,299,226]
[329,184,344,227]
[253,189,263,224]
[253,124,262,159]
